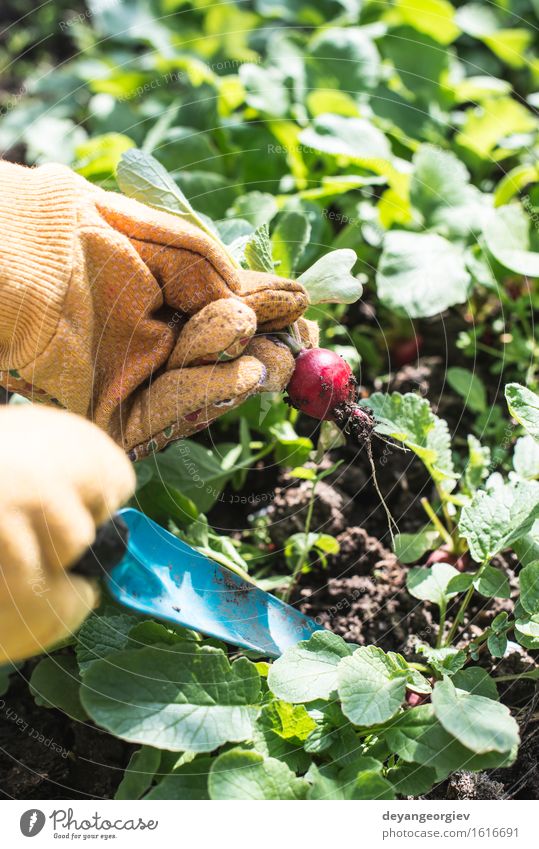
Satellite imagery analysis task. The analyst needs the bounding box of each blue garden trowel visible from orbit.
[73,507,320,658]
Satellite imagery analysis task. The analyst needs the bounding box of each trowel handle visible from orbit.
[71,514,129,578]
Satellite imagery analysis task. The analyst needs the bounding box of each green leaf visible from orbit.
[308,27,381,92]
[244,223,274,273]
[145,755,213,800]
[474,565,510,599]
[0,663,18,696]
[376,231,471,318]
[514,629,539,650]
[81,644,261,752]
[454,3,499,38]
[314,534,340,554]
[135,481,199,527]
[459,479,539,562]
[308,758,395,800]
[30,655,87,722]
[513,436,539,481]
[383,27,449,101]
[75,133,135,181]
[229,192,278,228]
[384,705,514,773]
[407,562,460,606]
[487,631,509,658]
[209,749,309,800]
[271,211,311,277]
[298,249,362,305]
[387,763,438,797]
[404,667,432,696]
[127,620,198,649]
[393,0,460,45]
[239,63,289,117]
[290,465,317,481]
[417,645,467,676]
[431,677,519,754]
[465,435,491,493]
[456,97,536,160]
[452,667,499,700]
[494,165,539,207]
[451,75,512,105]
[299,113,395,184]
[268,631,354,703]
[137,439,254,513]
[513,522,539,568]
[271,420,313,468]
[515,613,539,639]
[410,145,485,238]
[263,699,316,742]
[252,704,312,773]
[337,646,407,727]
[115,746,161,800]
[483,206,539,277]
[117,149,214,238]
[446,572,475,594]
[300,113,391,160]
[303,703,359,761]
[363,392,456,486]
[455,4,532,67]
[506,383,539,441]
[519,561,539,614]
[76,613,140,675]
[393,529,440,564]
[410,144,469,216]
[483,30,533,69]
[446,368,487,414]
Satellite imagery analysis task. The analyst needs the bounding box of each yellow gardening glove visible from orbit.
[0,161,317,460]
[0,405,135,664]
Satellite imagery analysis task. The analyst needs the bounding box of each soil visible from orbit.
[0,664,133,799]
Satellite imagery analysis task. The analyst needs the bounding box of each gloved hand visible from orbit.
[0,405,135,663]
[0,161,317,460]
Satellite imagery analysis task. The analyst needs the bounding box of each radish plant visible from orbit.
[367,384,539,660]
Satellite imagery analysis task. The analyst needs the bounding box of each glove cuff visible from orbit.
[0,161,76,370]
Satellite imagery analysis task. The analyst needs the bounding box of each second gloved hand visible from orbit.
[0,405,135,663]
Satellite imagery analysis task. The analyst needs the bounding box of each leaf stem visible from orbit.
[282,480,317,602]
[420,498,453,547]
[408,662,431,673]
[493,671,538,683]
[444,584,475,646]
[436,599,447,648]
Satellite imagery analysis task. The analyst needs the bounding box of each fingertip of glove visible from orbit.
[245,336,295,392]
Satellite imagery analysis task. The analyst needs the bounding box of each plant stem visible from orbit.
[436,599,447,648]
[408,662,431,673]
[420,498,453,547]
[494,671,538,682]
[444,584,475,646]
[282,481,317,602]
[435,482,455,534]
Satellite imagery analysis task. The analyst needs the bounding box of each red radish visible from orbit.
[286,348,356,421]
[406,690,429,708]
[391,334,423,368]
[286,347,374,444]
[286,346,397,537]
[426,545,469,572]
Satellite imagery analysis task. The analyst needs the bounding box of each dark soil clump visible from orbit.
[0,668,132,799]
[267,478,352,551]
[295,527,434,651]
[427,771,505,800]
